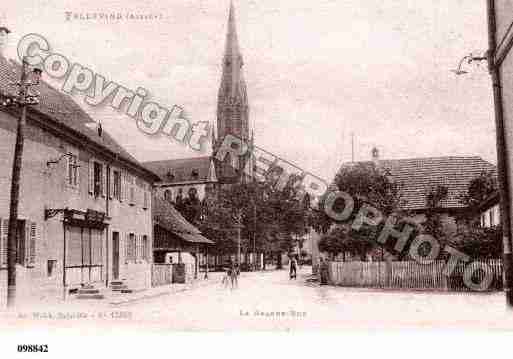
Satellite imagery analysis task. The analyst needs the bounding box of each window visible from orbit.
[93,161,103,197]
[0,219,36,268]
[126,174,135,205]
[164,189,172,201]
[47,260,56,277]
[126,233,136,261]
[490,210,495,228]
[67,153,79,187]
[143,186,149,210]
[113,170,121,200]
[191,169,199,179]
[142,235,149,261]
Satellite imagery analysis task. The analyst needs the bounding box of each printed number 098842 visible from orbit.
[17,345,48,353]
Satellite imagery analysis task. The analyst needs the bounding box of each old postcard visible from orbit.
[0,0,513,356]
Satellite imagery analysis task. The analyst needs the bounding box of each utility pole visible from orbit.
[2,57,42,307]
[486,0,513,307]
[351,132,355,163]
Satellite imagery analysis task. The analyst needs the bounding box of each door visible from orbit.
[112,232,120,280]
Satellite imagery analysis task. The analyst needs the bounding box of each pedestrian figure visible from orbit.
[221,260,232,288]
[319,257,329,285]
[289,256,297,280]
[230,262,239,289]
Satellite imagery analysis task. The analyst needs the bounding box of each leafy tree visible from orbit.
[459,171,497,208]
[199,177,310,267]
[449,226,502,259]
[316,163,403,260]
[423,184,449,239]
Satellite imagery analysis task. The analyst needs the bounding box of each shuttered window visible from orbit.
[0,219,37,268]
[143,184,149,209]
[88,158,94,194]
[126,233,136,261]
[142,235,149,261]
[67,226,82,266]
[91,229,103,265]
[67,153,79,187]
[113,170,121,201]
[0,219,8,267]
[82,229,91,265]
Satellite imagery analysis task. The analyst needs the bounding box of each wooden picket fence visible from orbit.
[328,259,503,292]
[151,264,173,287]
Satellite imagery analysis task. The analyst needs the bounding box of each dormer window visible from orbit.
[191,169,199,179]
[166,171,175,181]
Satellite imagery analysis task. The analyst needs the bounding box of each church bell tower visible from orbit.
[213,1,251,184]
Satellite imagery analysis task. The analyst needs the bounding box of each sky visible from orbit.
[2,0,496,181]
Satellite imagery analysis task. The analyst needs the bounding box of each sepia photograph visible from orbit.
[0,0,513,357]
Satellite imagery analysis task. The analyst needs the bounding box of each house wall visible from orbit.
[480,204,501,227]
[0,110,153,305]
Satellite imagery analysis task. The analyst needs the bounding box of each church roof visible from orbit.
[338,156,496,211]
[143,156,216,184]
[0,56,158,181]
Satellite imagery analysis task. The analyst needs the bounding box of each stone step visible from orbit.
[78,288,101,295]
[110,285,128,292]
[76,294,105,300]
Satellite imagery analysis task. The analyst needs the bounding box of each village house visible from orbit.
[312,149,497,266]
[346,149,496,235]
[0,30,160,304]
[476,191,500,228]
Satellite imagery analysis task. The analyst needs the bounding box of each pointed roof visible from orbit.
[224,1,242,64]
[218,1,247,103]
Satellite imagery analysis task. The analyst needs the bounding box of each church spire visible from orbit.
[219,1,246,105]
[214,1,251,183]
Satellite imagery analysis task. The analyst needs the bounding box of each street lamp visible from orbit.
[2,57,42,307]
[451,52,488,75]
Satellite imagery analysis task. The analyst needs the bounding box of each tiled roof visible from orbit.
[152,196,213,244]
[339,156,496,211]
[0,56,157,179]
[143,156,214,184]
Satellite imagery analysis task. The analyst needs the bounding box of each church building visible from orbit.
[145,1,254,201]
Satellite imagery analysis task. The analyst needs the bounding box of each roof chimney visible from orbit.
[0,26,11,57]
[371,147,380,165]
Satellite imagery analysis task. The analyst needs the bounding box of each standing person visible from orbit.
[222,260,231,288]
[319,257,329,285]
[289,256,297,280]
[230,261,239,289]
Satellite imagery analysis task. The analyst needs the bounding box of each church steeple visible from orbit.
[214,1,250,183]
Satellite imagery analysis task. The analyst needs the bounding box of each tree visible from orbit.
[449,226,502,260]
[199,177,311,268]
[316,163,403,260]
[459,171,497,208]
[423,184,449,239]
